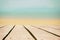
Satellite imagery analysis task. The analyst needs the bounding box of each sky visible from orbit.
[0,0,60,19]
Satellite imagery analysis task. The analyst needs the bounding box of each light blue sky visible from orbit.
[0,0,60,19]
[0,0,60,9]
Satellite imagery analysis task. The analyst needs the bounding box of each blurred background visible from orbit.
[0,0,60,25]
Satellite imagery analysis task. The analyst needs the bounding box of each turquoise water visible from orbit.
[0,8,60,19]
[0,0,60,19]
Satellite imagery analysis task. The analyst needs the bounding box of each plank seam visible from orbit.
[23,25,37,40]
[2,25,15,40]
[31,25,60,38]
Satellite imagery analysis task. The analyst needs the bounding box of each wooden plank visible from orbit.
[23,25,37,40]
[2,25,15,40]
[0,25,14,40]
[31,25,60,36]
[0,25,6,28]
[45,25,60,30]
[25,25,60,40]
[5,25,34,40]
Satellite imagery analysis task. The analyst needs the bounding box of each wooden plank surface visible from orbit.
[25,25,60,40]
[0,25,14,40]
[5,25,34,40]
[32,25,60,36]
[0,25,60,40]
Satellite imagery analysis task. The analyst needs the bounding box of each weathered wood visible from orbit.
[2,25,15,40]
[23,25,37,40]
[0,25,6,28]
[31,25,60,37]
[0,25,14,40]
[25,25,60,40]
[31,25,60,36]
[0,25,60,40]
[5,25,34,40]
